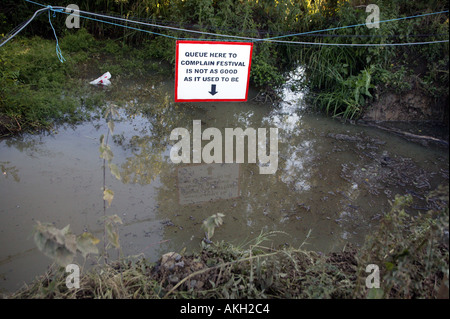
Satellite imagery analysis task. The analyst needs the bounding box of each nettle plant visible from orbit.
[202,213,225,246]
[33,102,123,267]
[99,103,123,262]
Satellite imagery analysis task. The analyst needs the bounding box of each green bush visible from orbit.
[300,0,448,119]
[0,32,96,134]
[355,186,449,298]
[61,28,97,53]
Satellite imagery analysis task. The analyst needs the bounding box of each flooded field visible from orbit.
[0,71,448,293]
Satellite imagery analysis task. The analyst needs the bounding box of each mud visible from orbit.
[362,72,449,124]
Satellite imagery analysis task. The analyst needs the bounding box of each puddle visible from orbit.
[0,68,448,293]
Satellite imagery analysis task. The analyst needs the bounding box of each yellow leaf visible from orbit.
[103,188,114,207]
[109,163,121,180]
[108,120,115,134]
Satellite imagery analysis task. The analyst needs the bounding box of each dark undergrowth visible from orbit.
[0,29,170,136]
[1,0,448,132]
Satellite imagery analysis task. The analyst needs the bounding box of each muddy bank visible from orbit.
[360,82,449,148]
[362,81,449,146]
[364,91,447,122]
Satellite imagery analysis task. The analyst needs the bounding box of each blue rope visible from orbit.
[53,8,449,46]
[12,0,448,58]
[26,0,448,41]
[24,0,44,7]
[47,6,65,63]
[259,10,450,41]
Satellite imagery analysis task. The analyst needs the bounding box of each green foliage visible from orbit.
[103,188,115,207]
[60,28,97,53]
[313,67,375,119]
[300,0,449,119]
[355,186,449,298]
[103,214,123,249]
[251,45,285,90]
[374,65,412,93]
[0,32,97,135]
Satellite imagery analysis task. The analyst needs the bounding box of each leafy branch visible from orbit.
[99,103,123,263]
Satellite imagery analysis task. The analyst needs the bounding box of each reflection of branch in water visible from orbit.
[4,138,48,157]
[120,138,167,185]
[1,162,20,182]
[116,90,203,186]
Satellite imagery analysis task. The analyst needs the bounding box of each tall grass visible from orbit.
[298,0,448,120]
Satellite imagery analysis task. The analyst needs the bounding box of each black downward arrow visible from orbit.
[209,84,218,96]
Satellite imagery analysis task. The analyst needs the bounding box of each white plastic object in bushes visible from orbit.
[90,72,111,86]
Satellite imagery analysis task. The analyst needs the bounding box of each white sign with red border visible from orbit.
[175,40,253,102]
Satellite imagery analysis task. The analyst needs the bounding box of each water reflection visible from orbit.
[0,70,448,293]
[177,163,240,205]
[1,162,20,182]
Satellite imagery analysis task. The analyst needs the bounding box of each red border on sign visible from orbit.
[175,40,253,102]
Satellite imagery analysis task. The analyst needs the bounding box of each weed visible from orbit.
[355,186,449,298]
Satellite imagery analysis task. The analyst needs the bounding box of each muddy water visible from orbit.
[0,71,448,293]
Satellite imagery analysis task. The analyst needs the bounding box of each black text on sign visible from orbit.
[175,41,253,102]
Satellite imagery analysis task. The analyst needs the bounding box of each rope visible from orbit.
[67,10,180,40]
[260,39,449,46]
[53,5,449,45]
[46,6,65,63]
[259,10,450,41]
[0,7,48,48]
[1,0,448,61]
[54,8,449,46]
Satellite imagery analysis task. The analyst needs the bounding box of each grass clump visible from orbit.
[0,28,167,136]
[0,29,98,135]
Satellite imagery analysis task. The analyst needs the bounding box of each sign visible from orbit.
[175,40,253,102]
[177,163,241,205]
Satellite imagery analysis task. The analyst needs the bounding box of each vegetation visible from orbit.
[1,0,448,132]
[297,0,449,119]
[0,28,168,135]
[0,0,448,299]
[6,185,448,299]
[355,188,449,298]
[0,29,97,135]
[0,35,88,135]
